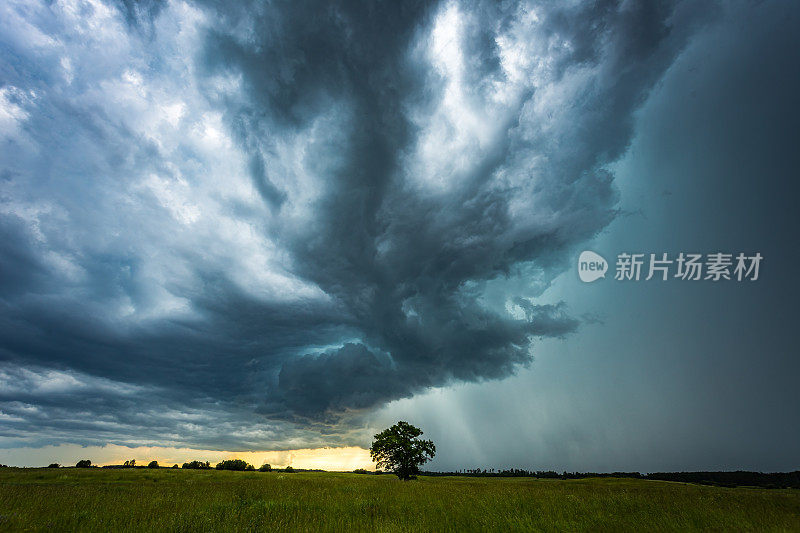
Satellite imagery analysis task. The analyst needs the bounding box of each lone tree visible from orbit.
[370,421,435,480]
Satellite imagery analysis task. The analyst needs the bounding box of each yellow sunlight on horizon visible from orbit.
[0,443,374,470]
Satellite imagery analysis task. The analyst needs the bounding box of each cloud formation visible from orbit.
[0,0,713,448]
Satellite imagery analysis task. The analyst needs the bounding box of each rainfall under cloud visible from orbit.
[1,0,798,468]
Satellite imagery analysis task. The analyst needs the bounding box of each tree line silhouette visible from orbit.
[65,458,300,472]
[5,461,796,488]
[420,469,800,489]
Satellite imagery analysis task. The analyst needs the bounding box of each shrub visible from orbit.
[48,463,60,468]
[258,464,272,472]
[353,468,370,474]
[172,464,179,469]
[147,461,159,469]
[284,466,295,473]
[182,461,211,469]
[76,460,92,468]
[215,459,253,471]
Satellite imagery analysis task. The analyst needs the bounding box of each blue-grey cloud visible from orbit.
[0,0,716,448]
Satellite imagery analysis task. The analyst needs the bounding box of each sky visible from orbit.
[0,0,798,471]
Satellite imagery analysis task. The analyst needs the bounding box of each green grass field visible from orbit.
[0,468,798,532]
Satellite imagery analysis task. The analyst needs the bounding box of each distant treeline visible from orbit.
[20,463,800,489]
[58,459,321,473]
[420,469,800,489]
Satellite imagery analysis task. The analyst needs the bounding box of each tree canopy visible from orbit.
[182,460,211,469]
[370,421,435,480]
[215,459,253,471]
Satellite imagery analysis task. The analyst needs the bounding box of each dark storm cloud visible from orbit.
[196,0,712,420]
[0,0,716,446]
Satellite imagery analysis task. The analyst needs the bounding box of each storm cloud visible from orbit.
[0,0,715,448]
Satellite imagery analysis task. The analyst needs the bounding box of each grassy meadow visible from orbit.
[0,467,798,532]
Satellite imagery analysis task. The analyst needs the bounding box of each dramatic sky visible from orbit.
[0,0,798,470]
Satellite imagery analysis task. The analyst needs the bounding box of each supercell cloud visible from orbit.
[0,0,713,449]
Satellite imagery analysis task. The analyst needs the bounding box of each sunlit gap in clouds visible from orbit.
[0,444,373,471]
